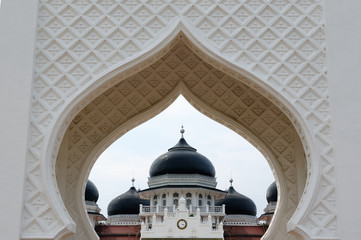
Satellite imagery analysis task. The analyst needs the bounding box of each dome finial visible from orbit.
[131,178,135,187]
[180,125,185,138]
[229,178,233,186]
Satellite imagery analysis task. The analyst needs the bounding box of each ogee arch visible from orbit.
[22,1,335,240]
[53,36,308,240]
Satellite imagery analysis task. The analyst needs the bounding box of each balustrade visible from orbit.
[140,204,225,214]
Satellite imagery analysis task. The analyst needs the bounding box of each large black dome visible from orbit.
[216,186,257,216]
[107,187,149,216]
[85,180,99,203]
[266,181,277,203]
[149,137,216,177]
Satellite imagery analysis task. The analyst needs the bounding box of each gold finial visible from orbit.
[229,178,233,186]
[131,178,135,187]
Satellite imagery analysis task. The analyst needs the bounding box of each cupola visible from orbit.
[85,180,99,203]
[149,127,216,178]
[266,181,277,203]
[107,179,149,216]
[216,179,257,216]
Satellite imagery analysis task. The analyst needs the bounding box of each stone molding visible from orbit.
[22,1,335,240]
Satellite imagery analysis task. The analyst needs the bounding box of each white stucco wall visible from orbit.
[326,0,361,239]
[0,0,38,239]
[1,0,361,239]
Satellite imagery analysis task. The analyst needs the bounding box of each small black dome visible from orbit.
[216,186,257,216]
[149,137,216,177]
[108,187,149,216]
[85,180,99,203]
[266,181,277,203]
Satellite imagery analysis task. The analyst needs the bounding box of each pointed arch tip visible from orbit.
[172,21,263,82]
[47,17,316,240]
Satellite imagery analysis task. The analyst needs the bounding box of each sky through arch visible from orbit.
[89,95,275,217]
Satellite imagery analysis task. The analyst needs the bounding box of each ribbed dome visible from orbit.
[216,186,257,216]
[149,137,216,177]
[85,180,99,203]
[266,181,277,203]
[107,187,149,216]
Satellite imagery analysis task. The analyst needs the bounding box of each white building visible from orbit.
[103,128,259,239]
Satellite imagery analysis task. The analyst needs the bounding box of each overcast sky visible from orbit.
[89,95,275,217]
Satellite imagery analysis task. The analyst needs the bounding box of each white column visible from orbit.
[326,1,361,239]
[164,207,168,219]
[0,0,38,239]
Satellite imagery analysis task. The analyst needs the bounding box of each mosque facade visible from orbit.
[85,129,277,240]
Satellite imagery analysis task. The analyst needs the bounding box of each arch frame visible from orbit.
[48,25,314,239]
[21,1,336,239]
[75,82,290,240]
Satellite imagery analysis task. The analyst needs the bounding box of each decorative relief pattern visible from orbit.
[23,0,335,239]
[64,41,298,239]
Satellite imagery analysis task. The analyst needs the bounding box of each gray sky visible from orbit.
[89,95,275,217]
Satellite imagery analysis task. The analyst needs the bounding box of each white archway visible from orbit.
[22,2,335,240]
[48,33,310,240]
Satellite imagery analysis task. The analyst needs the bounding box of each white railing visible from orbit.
[223,221,258,226]
[191,206,204,212]
[190,205,225,214]
[209,206,224,213]
[158,205,175,213]
[167,212,176,217]
[110,221,141,225]
[140,205,156,213]
[140,204,225,214]
[140,204,176,214]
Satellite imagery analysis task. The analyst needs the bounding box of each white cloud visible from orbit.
[89,95,274,217]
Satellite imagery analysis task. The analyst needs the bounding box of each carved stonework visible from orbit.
[22,1,335,240]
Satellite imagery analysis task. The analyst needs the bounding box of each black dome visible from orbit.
[85,180,99,203]
[216,186,257,216]
[108,187,149,216]
[149,137,216,177]
[266,181,277,203]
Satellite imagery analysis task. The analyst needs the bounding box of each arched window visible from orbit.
[198,194,203,207]
[173,192,179,206]
[186,193,192,207]
[207,195,212,206]
[153,195,158,206]
[162,194,167,206]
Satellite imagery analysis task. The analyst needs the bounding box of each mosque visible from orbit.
[85,128,277,240]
